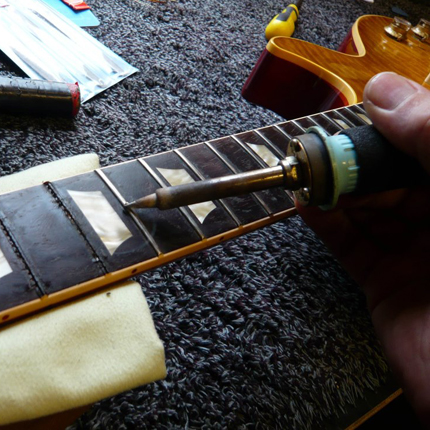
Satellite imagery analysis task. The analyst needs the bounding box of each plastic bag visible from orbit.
[0,0,138,102]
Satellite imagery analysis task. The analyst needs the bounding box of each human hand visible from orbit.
[296,72,430,424]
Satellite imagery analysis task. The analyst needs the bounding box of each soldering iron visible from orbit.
[125,125,427,211]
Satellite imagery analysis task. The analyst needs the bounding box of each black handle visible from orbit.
[340,125,428,195]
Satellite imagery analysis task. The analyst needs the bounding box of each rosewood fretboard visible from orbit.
[0,104,371,324]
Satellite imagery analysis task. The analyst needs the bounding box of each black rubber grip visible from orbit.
[340,125,427,194]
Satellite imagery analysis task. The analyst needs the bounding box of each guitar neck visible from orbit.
[0,103,371,324]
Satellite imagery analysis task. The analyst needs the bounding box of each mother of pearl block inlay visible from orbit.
[67,190,132,255]
[0,247,12,279]
[157,168,216,224]
[334,119,350,129]
[246,143,279,167]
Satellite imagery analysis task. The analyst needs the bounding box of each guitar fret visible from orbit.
[205,140,274,215]
[0,185,105,294]
[173,149,241,228]
[291,120,306,132]
[311,113,344,135]
[324,109,355,129]
[51,172,156,273]
[337,107,369,126]
[207,137,294,214]
[179,142,269,225]
[230,134,270,168]
[95,168,162,256]
[0,102,375,323]
[294,116,319,130]
[255,126,290,157]
[138,157,206,240]
[204,140,274,217]
[45,181,109,273]
[143,151,238,238]
[275,121,305,138]
[234,128,283,163]
[348,104,372,124]
[103,160,202,253]
[0,218,40,315]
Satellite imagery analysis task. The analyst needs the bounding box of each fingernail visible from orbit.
[365,72,418,111]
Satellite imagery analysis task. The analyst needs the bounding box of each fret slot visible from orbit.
[0,185,105,293]
[276,121,306,139]
[207,137,294,214]
[102,160,202,254]
[337,107,370,126]
[234,130,282,166]
[310,113,343,135]
[143,151,238,238]
[178,144,269,225]
[0,221,40,314]
[324,110,355,129]
[51,172,156,272]
[256,126,291,157]
[348,104,372,124]
[295,116,319,130]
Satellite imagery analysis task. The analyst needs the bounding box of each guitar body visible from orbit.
[242,15,430,119]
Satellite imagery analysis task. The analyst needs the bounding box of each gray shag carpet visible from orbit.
[1,0,430,428]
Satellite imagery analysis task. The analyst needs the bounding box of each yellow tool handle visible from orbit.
[265,4,300,40]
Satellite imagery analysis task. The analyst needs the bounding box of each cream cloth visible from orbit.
[0,155,166,426]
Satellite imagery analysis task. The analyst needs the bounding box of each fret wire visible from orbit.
[231,133,295,203]
[230,134,268,169]
[348,104,372,124]
[290,120,307,133]
[173,149,241,228]
[300,116,320,128]
[95,168,162,256]
[0,209,45,295]
[45,181,109,273]
[350,103,367,116]
[205,141,272,215]
[320,113,344,131]
[138,158,206,241]
[334,110,355,128]
[253,129,285,159]
[340,106,369,126]
[274,123,292,139]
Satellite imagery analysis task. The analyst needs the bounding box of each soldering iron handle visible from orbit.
[340,125,428,195]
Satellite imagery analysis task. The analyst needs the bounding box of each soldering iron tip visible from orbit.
[124,193,158,209]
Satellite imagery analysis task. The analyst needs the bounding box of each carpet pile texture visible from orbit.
[1,0,429,428]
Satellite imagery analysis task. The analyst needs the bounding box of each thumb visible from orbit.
[363,72,430,173]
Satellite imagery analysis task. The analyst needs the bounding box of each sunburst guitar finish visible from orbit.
[242,15,430,119]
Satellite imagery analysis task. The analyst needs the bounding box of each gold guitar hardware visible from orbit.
[384,16,411,41]
[412,18,430,44]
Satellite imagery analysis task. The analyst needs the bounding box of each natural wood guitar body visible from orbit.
[242,15,430,119]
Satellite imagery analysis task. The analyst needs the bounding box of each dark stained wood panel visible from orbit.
[0,225,40,312]
[52,172,157,272]
[143,152,238,238]
[178,144,268,225]
[0,185,105,293]
[102,160,202,253]
[208,137,294,214]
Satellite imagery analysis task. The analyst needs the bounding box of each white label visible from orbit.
[67,190,132,255]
